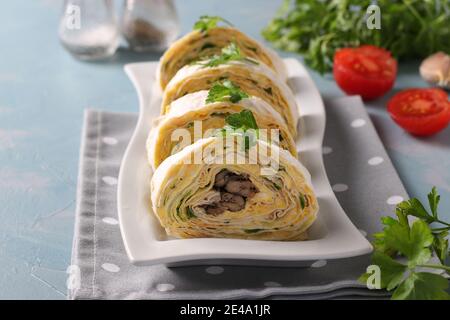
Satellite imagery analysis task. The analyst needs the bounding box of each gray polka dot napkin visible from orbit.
[68,96,408,300]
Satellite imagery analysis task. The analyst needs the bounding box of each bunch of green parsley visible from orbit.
[262,0,450,73]
[360,187,450,300]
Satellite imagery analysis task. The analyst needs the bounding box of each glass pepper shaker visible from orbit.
[58,0,119,60]
[121,0,180,52]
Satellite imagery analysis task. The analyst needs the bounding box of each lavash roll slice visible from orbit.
[147,90,297,170]
[150,136,318,240]
[162,60,299,134]
[157,26,287,90]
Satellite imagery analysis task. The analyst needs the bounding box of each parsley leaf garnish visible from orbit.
[384,219,433,267]
[225,109,258,131]
[392,272,450,300]
[215,110,259,151]
[428,186,441,218]
[206,80,249,104]
[359,251,407,291]
[196,42,258,68]
[360,187,450,300]
[193,15,233,33]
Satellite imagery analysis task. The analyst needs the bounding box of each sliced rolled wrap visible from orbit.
[157,27,287,90]
[147,90,297,170]
[162,60,299,134]
[151,136,318,240]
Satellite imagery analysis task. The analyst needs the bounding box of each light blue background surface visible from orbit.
[0,0,448,299]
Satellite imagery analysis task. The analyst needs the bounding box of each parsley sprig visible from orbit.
[225,109,258,131]
[193,15,233,33]
[263,0,450,74]
[206,80,249,104]
[215,110,259,151]
[196,42,258,68]
[360,187,450,300]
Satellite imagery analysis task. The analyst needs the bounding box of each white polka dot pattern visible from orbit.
[102,137,118,145]
[205,266,224,275]
[101,263,120,273]
[368,157,384,166]
[156,283,175,292]
[102,176,118,186]
[387,195,404,205]
[322,146,333,155]
[264,281,281,287]
[102,217,119,225]
[351,119,366,128]
[332,183,349,192]
[311,260,327,268]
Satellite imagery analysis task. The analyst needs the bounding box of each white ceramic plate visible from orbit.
[118,58,372,267]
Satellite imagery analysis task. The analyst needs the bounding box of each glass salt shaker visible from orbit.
[58,0,119,60]
[122,0,180,52]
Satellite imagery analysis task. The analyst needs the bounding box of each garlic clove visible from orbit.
[419,52,450,89]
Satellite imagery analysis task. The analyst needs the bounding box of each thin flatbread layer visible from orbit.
[157,27,287,89]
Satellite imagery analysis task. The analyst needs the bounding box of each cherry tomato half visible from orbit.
[387,88,450,136]
[333,45,397,100]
